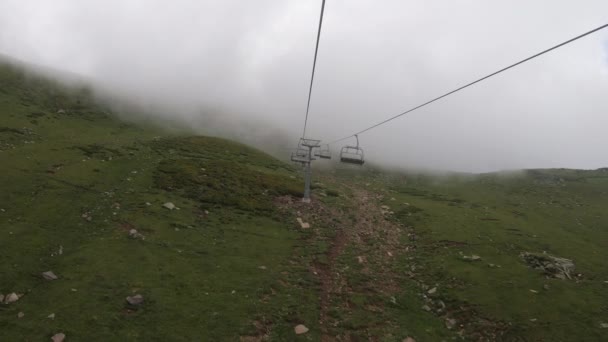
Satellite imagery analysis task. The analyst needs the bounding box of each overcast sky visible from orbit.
[1,0,607,172]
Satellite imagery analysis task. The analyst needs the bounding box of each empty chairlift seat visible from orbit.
[315,145,332,159]
[291,138,321,164]
[340,135,364,165]
[291,148,309,163]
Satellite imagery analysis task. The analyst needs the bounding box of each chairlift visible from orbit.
[315,144,332,159]
[340,134,364,165]
[291,148,309,164]
[290,138,320,164]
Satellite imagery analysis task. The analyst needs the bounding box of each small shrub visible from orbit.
[326,189,340,197]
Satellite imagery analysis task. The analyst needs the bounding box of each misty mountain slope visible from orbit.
[0,61,322,340]
[2,59,608,341]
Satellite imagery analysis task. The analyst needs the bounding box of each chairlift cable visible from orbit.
[327,23,608,144]
[302,0,326,138]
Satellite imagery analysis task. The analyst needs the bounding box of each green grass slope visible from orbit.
[0,62,320,340]
[3,59,608,341]
[338,168,608,340]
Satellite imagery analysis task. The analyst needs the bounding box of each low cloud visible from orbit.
[1,0,607,172]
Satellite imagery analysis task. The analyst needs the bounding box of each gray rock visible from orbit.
[126,294,144,306]
[47,313,55,320]
[445,318,457,329]
[428,287,437,295]
[462,255,482,261]
[17,312,24,318]
[163,202,176,210]
[4,292,19,304]
[42,271,59,281]
[296,218,310,229]
[294,324,309,335]
[51,333,66,342]
[600,322,608,329]
[128,229,145,240]
[422,305,432,312]
[520,252,575,279]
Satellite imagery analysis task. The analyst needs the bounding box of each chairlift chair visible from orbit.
[291,148,309,164]
[291,138,321,164]
[340,135,364,165]
[317,144,332,159]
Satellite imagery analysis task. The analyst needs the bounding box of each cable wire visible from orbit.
[328,23,608,144]
[302,0,326,138]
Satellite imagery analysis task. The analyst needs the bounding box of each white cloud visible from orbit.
[1,0,607,171]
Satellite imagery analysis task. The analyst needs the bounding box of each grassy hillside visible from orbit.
[321,167,608,340]
[0,61,321,340]
[1,60,607,341]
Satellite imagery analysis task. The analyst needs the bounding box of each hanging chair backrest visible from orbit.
[295,148,309,158]
[340,145,364,164]
[317,145,331,159]
[341,145,363,155]
[319,150,331,159]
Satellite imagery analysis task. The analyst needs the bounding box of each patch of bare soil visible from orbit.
[275,183,410,341]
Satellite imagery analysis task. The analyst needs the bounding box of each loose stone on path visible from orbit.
[445,318,457,329]
[296,217,310,229]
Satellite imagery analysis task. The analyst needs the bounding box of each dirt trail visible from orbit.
[277,181,410,340]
